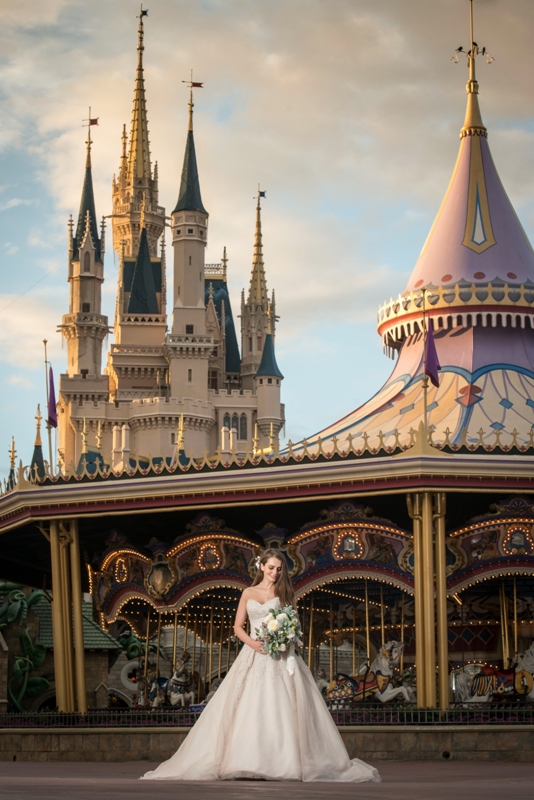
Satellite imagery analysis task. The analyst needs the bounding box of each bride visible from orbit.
[141,549,380,782]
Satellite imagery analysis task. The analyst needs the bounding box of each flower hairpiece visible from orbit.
[254,555,261,570]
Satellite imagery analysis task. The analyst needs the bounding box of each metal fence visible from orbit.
[1,704,533,729]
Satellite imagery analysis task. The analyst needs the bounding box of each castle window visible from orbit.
[257,336,262,351]
[83,252,90,272]
[239,413,247,440]
[200,230,204,237]
[268,378,272,384]
[223,413,230,428]
[176,229,181,235]
[189,256,192,265]
[259,379,263,385]
[248,337,253,352]
[186,324,194,334]
[188,228,194,234]
[82,303,91,313]
[231,413,238,431]
[209,370,218,390]
[187,369,192,383]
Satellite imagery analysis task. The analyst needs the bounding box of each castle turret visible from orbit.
[254,306,284,447]
[240,191,273,390]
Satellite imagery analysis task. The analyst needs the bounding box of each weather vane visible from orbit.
[451,0,494,66]
[254,184,266,201]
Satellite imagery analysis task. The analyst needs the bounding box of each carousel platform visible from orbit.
[0,723,533,764]
[0,760,532,800]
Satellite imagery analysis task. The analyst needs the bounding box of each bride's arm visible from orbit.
[234,591,264,654]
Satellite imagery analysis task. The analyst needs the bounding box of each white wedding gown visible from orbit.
[141,597,380,782]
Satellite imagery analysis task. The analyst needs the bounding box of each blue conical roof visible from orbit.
[256,333,283,379]
[127,228,159,314]
[173,130,206,213]
[73,149,101,262]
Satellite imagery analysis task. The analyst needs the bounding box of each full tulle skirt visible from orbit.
[141,645,380,783]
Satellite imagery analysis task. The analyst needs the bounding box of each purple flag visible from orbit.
[48,366,58,428]
[424,320,441,388]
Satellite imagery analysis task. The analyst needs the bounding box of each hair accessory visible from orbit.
[254,555,261,569]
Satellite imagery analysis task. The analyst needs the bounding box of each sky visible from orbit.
[1,0,534,477]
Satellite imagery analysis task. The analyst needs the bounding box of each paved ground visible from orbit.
[0,761,533,800]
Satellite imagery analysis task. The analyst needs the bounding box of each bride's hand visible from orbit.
[251,640,265,654]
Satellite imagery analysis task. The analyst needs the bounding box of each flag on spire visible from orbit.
[48,366,58,428]
[424,320,441,388]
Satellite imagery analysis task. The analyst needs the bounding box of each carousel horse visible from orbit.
[326,641,415,707]
[315,668,329,696]
[149,653,196,708]
[455,641,534,704]
[202,677,223,704]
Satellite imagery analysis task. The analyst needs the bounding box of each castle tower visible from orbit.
[57,124,110,470]
[111,10,164,258]
[166,85,213,427]
[59,127,108,379]
[254,306,284,446]
[240,192,274,390]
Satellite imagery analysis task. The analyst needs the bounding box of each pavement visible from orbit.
[0,761,533,800]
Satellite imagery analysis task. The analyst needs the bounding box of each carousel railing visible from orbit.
[1,704,533,728]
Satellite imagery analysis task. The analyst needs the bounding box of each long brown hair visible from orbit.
[251,548,295,608]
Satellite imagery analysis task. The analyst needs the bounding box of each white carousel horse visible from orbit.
[366,641,416,703]
[455,641,534,703]
[315,668,329,696]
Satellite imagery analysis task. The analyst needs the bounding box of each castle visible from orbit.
[57,13,284,473]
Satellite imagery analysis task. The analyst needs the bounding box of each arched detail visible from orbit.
[239,413,247,441]
[223,413,230,428]
[447,563,534,596]
[83,251,91,272]
[294,564,413,599]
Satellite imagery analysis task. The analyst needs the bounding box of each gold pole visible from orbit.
[155,613,162,678]
[380,586,385,647]
[143,612,150,706]
[59,528,75,711]
[352,606,356,676]
[503,585,510,667]
[421,492,436,707]
[218,615,224,679]
[203,620,209,689]
[400,594,405,674]
[408,492,425,707]
[69,519,87,713]
[172,611,178,672]
[226,624,231,673]
[307,598,314,670]
[434,492,449,710]
[49,520,67,711]
[191,616,197,677]
[513,577,518,663]
[365,581,370,669]
[209,601,214,686]
[329,601,334,682]
[184,607,189,656]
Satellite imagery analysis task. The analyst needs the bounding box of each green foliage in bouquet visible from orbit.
[255,605,303,658]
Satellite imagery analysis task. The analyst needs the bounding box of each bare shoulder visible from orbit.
[241,587,254,601]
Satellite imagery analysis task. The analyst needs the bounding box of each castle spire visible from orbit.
[127,5,152,182]
[460,0,487,138]
[74,109,101,262]
[173,73,206,213]
[31,405,45,480]
[248,187,268,304]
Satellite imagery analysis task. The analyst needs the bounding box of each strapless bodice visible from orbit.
[246,596,280,638]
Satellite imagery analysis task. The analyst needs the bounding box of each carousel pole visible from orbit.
[226,623,232,673]
[155,613,162,678]
[407,493,425,707]
[69,518,87,713]
[59,526,75,711]
[329,601,334,682]
[217,615,224,679]
[434,491,449,709]
[208,601,214,687]
[49,520,67,711]
[513,577,518,663]
[307,598,314,670]
[352,606,356,676]
[400,594,405,674]
[421,491,436,707]
[364,581,370,668]
[380,586,385,647]
[143,612,150,706]
[172,611,178,672]
[191,616,197,679]
[184,607,190,655]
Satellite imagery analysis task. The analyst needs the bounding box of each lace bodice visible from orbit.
[246,596,280,639]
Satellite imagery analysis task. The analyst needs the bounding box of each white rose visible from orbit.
[267,620,279,632]
[279,643,287,651]
[263,613,274,624]
[276,613,288,623]
[287,631,295,639]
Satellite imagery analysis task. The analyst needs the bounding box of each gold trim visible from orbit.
[462,134,495,253]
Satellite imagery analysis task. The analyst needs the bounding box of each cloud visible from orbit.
[0,198,32,211]
[8,374,34,389]
[4,243,19,255]
[0,292,65,370]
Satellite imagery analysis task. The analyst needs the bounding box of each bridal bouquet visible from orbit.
[255,605,303,659]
